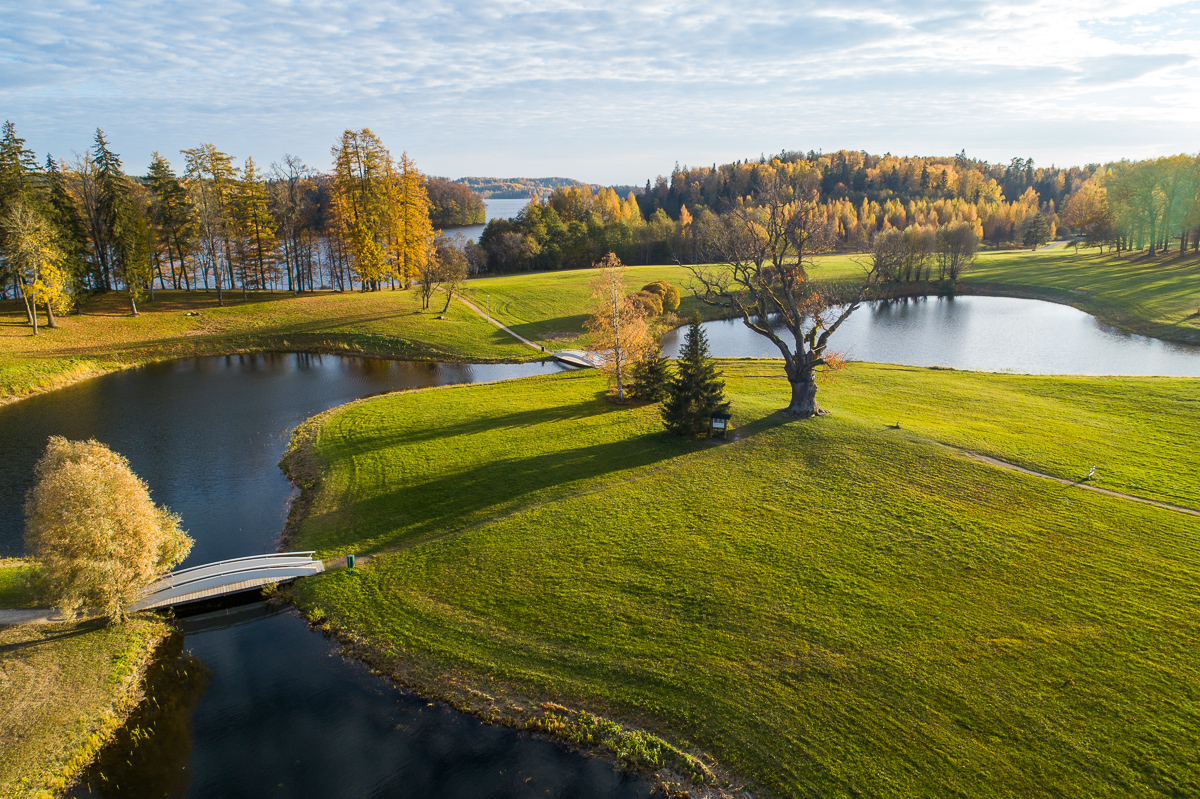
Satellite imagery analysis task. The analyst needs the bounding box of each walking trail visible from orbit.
[454,293,543,352]
[951,447,1200,517]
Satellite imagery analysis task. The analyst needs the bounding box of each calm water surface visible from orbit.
[662,295,1200,376]
[443,198,529,243]
[0,354,650,799]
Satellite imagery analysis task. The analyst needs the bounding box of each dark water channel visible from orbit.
[0,354,651,798]
[662,295,1200,376]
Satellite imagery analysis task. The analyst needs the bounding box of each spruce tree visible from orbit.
[628,352,670,401]
[662,315,729,437]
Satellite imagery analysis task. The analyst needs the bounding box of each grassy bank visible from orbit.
[964,248,1200,344]
[0,289,536,404]
[0,561,171,799]
[461,249,1200,350]
[284,363,1200,797]
[0,562,169,799]
[0,560,39,610]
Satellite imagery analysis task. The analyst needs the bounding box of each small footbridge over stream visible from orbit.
[130,552,325,611]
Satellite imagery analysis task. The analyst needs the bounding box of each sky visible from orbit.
[3,0,1199,185]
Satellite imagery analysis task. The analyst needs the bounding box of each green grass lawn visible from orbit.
[0,559,39,610]
[0,288,536,403]
[461,249,1200,351]
[286,363,1200,797]
[0,611,169,799]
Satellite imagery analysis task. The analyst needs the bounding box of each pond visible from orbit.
[0,354,650,799]
[661,295,1200,376]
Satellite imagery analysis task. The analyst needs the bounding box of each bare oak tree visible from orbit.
[687,175,873,417]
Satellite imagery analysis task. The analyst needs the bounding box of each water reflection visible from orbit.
[73,633,210,798]
[69,603,651,799]
[661,295,1200,376]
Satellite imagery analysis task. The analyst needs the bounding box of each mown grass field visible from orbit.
[0,560,168,799]
[461,249,1200,351]
[287,363,1200,797]
[0,288,535,403]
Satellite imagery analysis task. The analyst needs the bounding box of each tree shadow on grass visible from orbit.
[315,399,801,553]
[322,430,697,552]
[341,394,619,452]
[0,617,106,655]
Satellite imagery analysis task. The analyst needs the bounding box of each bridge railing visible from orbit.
[131,551,325,611]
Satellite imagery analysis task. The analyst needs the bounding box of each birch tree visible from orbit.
[585,253,652,402]
[182,144,238,304]
[2,203,70,332]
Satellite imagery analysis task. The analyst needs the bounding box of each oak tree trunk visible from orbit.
[785,374,820,417]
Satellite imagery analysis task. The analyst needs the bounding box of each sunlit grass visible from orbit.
[460,249,1200,351]
[289,363,1200,797]
[0,289,536,402]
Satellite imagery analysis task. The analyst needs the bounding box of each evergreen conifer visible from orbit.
[628,352,670,401]
[662,315,729,437]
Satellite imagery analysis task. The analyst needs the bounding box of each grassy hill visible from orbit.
[285,363,1200,797]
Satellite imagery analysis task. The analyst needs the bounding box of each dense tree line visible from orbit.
[470,149,1199,276]
[0,122,450,323]
[1095,156,1200,255]
[426,176,485,226]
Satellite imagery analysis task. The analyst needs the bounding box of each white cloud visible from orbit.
[1,0,1197,182]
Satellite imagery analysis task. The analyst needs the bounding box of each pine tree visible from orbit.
[146,153,195,290]
[0,122,41,303]
[88,130,151,312]
[43,155,89,305]
[661,314,729,437]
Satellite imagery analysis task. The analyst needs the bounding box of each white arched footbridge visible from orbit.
[130,551,325,611]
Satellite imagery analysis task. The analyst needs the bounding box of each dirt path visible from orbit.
[0,608,69,626]
[954,448,1200,517]
[453,294,544,352]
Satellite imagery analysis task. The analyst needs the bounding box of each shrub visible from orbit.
[24,437,193,622]
[627,290,663,316]
[642,281,680,311]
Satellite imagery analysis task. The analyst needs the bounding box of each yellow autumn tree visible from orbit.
[2,203,71,333]
[24,437,193,623]
[585,253,653,402]
[332,129,397,290]
[394,151,434,285]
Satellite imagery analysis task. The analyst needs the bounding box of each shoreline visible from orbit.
[277,399,742,799]
[0,616,171,798]
[0,343,544,409]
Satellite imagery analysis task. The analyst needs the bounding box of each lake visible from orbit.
[442,198,530,243]
[661,295,1200,376]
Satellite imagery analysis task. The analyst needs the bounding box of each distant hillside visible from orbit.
[455,176,638,199]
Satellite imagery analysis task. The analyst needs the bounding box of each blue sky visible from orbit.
[3,0,1198,183]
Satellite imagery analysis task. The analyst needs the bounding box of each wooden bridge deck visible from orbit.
[130,552,325,611]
